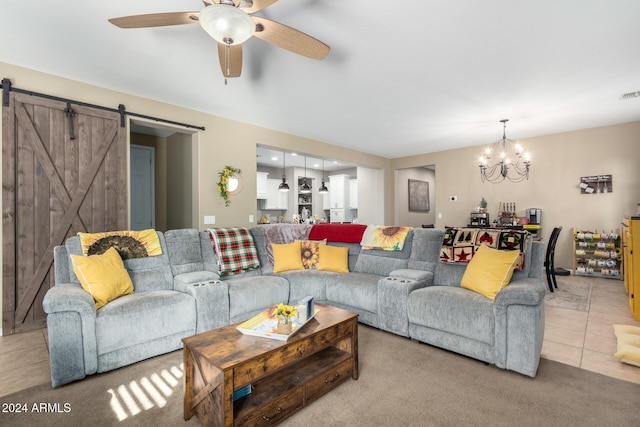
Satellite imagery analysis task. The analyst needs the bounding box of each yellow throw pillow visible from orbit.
[272,241,304,273]
[460,245,520,299]
[614,325,640,367]
[70,247,134,309]
[300,239,327,269]
[317,245,349,273]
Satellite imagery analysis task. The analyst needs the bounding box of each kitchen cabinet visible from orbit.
[349,178,358,209]
[263,179,289,210]
[257,172,269,199]
[328,175,353,223]
[329,175,349,209]
[330,209,345,224]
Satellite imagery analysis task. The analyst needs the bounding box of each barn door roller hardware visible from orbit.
[0,78,205,131]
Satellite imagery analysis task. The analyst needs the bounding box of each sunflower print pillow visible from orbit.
[300,239,326,269]
[78,229,162,259]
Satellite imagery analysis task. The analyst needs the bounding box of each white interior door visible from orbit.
[130,144,155,230]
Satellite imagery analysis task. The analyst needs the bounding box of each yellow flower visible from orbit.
[272,303,297,319]
[217,166,241,207]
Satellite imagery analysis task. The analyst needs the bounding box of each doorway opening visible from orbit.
[129,120,199,231]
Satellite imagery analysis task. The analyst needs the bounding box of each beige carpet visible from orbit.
[544,278,593,311]
[2,325,639,427]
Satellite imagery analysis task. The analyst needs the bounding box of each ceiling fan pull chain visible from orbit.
[224,42,231,85]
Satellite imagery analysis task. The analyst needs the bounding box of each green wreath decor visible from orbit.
[218,166,241,207]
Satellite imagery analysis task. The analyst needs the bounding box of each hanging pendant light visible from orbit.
[300,156,311,194]
[318,159,329,194]
[278,151,290,192]
[479,119,531,183]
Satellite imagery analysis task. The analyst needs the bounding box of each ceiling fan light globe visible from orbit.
[200,5,255,45]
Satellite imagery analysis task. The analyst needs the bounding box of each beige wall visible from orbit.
[395,167,437,228]
[0,62,392,319]
[391,120,640,269]
[2,61,639,321]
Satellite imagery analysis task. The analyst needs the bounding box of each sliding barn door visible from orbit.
[2,92,127,334]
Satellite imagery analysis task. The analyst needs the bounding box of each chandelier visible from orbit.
[479,119,531,183]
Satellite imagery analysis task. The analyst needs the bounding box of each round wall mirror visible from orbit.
[228,174,242,194]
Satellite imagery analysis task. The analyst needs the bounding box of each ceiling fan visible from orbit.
[108,0,330,81]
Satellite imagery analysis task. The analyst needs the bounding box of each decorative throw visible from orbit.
[78,229,162,259]
[360,225,413,251]
[208,227,260,277]
[440,227,529,269]
[308,223,368,243]
[263,224,312,264]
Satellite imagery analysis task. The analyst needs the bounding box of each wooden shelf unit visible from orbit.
[572,227,622,280]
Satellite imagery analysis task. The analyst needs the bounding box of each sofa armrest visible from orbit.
[493,278,546,377]
[42,284,98,387]
[174,278,230,333]
[494,278,545,307]
[43,283,96,314]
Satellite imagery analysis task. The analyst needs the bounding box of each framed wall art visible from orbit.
[408,179,430,212]
[580,175,612,194]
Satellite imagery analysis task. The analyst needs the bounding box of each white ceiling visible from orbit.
[2,0,639,159]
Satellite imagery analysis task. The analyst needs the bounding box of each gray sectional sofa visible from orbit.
[43,225,546,387]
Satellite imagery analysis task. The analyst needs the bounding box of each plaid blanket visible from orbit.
[208,228,260,276]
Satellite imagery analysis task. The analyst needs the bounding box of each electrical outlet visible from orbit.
[204,215,215,225]
[438,213,443,219]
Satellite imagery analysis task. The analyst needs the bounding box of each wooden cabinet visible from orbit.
[263,179,288,210]
[622,218,640,320]
[257,172,269,199]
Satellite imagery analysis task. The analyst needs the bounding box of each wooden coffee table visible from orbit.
[182,303,358,426]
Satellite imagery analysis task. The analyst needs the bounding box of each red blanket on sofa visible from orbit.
[308,223,367,243]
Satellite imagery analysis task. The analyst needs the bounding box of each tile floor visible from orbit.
[1,274,639,398]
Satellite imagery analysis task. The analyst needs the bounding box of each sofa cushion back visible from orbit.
[165,229,205,276]
[65,232,174,292]
[434,237,545,287]
[328,242,361,272]
[352,230,414,276]
[200,231,218,273]
[249,227,274,275]
[408,229,445,272]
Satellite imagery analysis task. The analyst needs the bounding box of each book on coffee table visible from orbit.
[237,305,319,341]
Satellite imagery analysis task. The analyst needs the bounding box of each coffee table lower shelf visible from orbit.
[234,346,352,426]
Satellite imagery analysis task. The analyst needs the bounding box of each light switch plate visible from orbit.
[204,215,215,225]
[249,214,254,223]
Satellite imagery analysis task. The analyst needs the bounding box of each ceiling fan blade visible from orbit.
[243,0,279,14]
[108,12,200,29]
[251,16,330,60]
[217,43,243,78]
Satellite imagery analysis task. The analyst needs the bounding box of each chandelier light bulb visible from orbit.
[479,119,531,183]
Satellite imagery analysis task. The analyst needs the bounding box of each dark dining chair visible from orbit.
[544,227,562,292]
